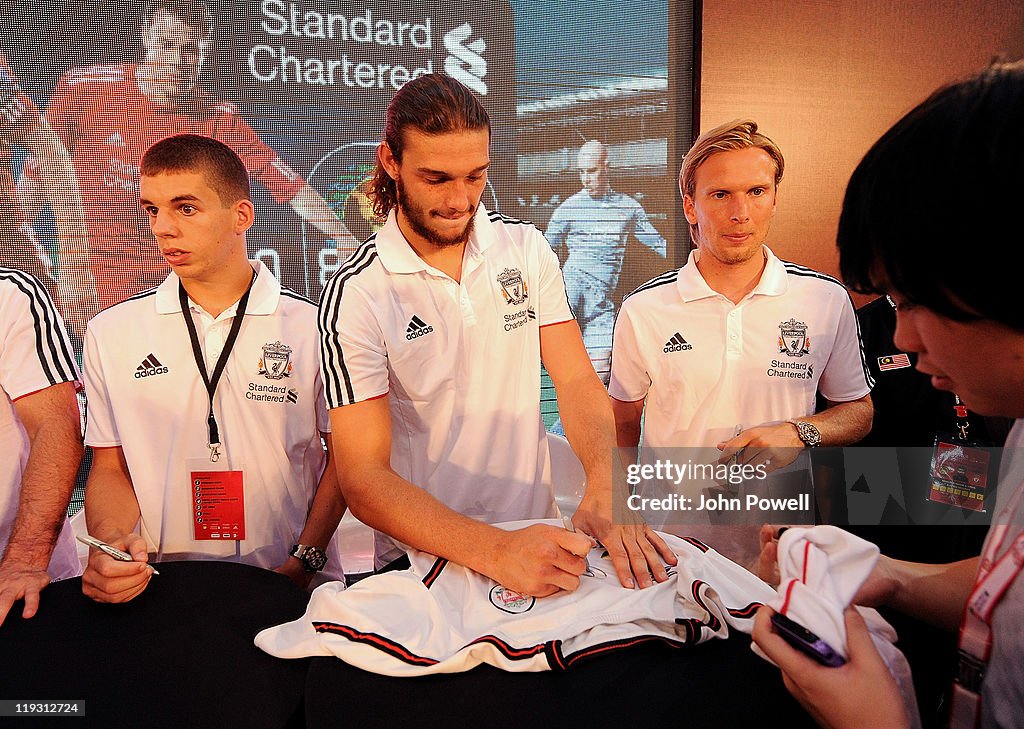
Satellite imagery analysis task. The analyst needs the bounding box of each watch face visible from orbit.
[303,547,327,572]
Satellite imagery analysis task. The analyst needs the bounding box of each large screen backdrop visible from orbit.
[1,0,692,505]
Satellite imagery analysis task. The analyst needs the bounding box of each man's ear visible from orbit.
[234,199,255,234]
[378,142,399,181]
[682,194,698,226]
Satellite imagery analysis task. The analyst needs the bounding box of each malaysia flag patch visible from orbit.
[878,353,912,371]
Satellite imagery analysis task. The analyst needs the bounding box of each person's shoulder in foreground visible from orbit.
[752,59,1024,729]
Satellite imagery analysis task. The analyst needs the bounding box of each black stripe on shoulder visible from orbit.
[98,287,158,315]
[681,536,710,553]
[782,261,845,289]
[318,240,380,406]
[487,211,531,227]
[280,288,314,306]
[463,635,549,662]
[0,268,77,383]
[0,266,46,287]
[781,262,875,390]
[850,292,875,390]
[321,236,379,291]
[623,268,679,301]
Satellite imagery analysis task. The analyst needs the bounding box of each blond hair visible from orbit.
[679,119,784,243]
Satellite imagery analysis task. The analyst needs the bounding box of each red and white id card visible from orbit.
[928,438,990,512]
[190,467,246,541]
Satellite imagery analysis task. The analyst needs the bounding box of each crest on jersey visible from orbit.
[258,341,293,379]
[489,585,535,614]
[497,267,528,305]
[778,319,810,357]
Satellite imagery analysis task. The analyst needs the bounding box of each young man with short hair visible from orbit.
[81,134,346,602]
[319,74,674,597]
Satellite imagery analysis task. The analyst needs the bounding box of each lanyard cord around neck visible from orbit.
[178,269,256,462]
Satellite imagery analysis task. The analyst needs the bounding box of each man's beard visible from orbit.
[396,177,475,248]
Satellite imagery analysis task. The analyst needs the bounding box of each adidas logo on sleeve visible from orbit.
[406,315,434,340]
[663,333,693,353]
[135,353,169,378]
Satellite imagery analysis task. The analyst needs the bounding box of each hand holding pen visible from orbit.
[562,515,594,575]
[77,535,160,575]
[80,532,158,604]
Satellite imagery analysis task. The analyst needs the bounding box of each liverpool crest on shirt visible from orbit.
[778,318,810,357]
[258,341,293,379]
[497,267,528,305]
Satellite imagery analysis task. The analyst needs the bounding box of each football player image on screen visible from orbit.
[1,53,97,339]
[16,0,358,309]
[545,140,667,384]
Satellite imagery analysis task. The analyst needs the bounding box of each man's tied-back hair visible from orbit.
[368,74,490,219]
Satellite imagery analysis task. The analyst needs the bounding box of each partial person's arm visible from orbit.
[611,396,644,451]
[752,547,978,729]
[80,446,153,603]
[0,382,81,626]
[207,108,359,265]
[718,394,873,471]
[19,118,97,337]
[630,201,667,257]
[288,183,360,262]
[331,397,593,597]
[274,435,347,588]
[753,606,914,729]
[542,320,677,588]
[544,208,570,266]
[607,297,651,464]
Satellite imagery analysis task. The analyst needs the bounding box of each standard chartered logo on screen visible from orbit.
[249,1,488,94]
[443,23,487,95]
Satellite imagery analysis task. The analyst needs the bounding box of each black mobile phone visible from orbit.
[770,612,847,667]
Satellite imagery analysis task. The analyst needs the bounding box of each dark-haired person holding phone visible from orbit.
[753,60,1024,729]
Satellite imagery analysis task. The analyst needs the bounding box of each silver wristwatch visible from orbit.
[290,543,328,573]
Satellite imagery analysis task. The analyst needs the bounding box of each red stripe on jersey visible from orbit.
[779,579,798,616]
[465,635,548,659]
[312,622,439,667]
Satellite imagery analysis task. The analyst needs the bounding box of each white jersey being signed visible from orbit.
[256,520,776,676]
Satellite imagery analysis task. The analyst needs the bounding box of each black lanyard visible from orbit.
[179,270,256,462]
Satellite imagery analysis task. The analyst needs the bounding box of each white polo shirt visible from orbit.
[609,246,873,448]
[319,207,574,566]
[84,262,344,581]
[0,267,81,580]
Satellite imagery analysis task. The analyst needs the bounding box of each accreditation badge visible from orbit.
[187,458,246,540]
[927,435,991,512]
